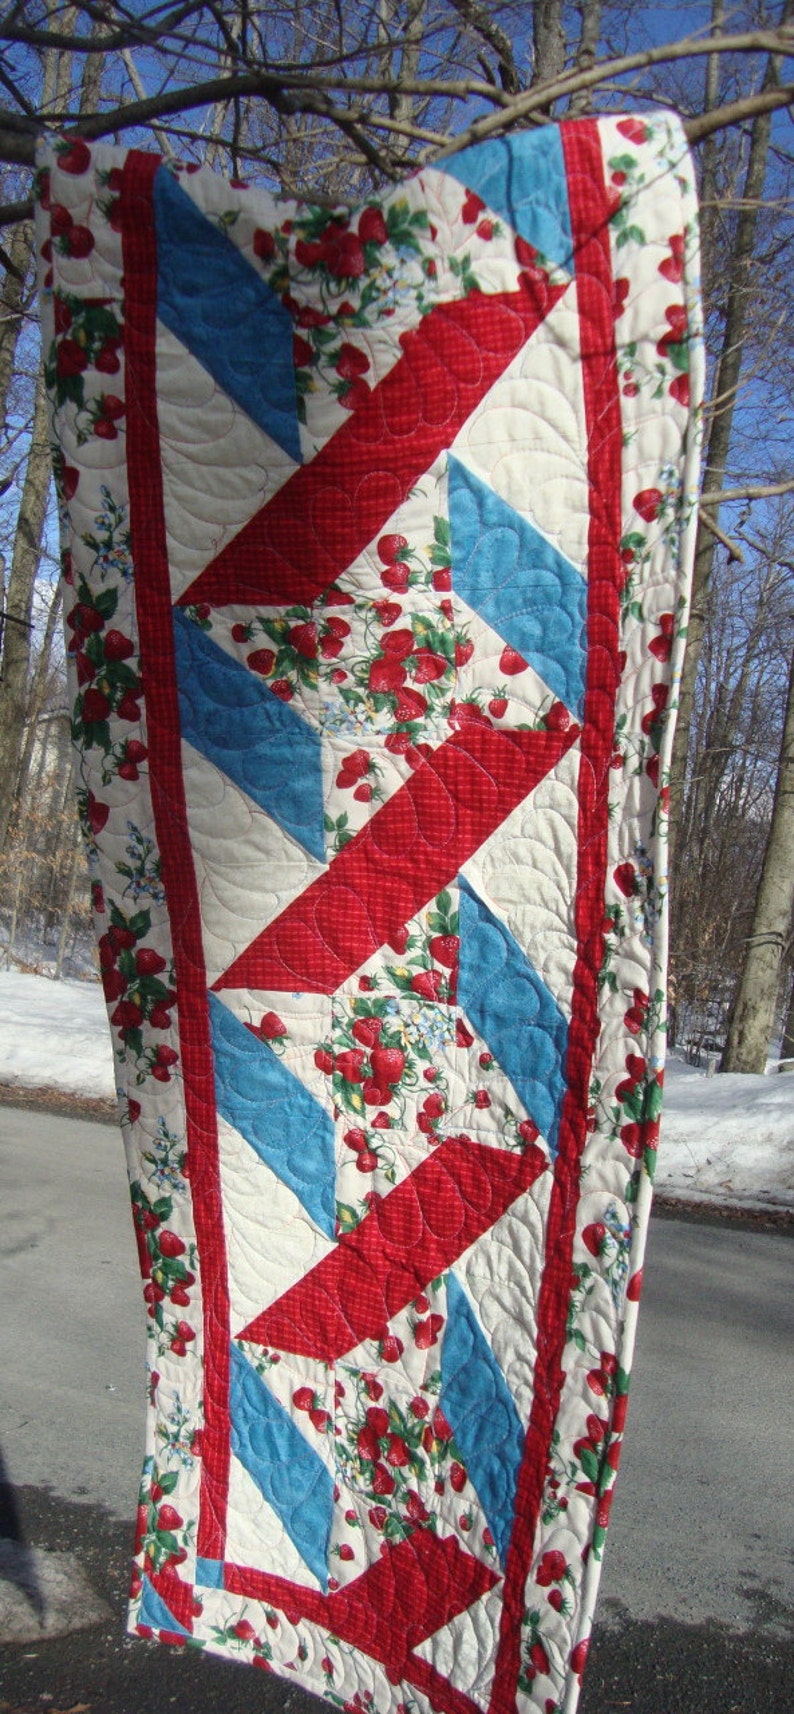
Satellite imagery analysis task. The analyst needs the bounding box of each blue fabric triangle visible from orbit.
[229,1342,333,1588]
[443,128,573,268]
[154,166,302,462]
[173,610,326,862]
[458,876,568,1155]
[441,1272,525,1568]
[209,993,336,1237]
[449,455,586,719]
[138,1576,191,1638]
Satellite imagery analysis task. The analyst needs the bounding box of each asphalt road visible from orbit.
[1,1105,793,1714]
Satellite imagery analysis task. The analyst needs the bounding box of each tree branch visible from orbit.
[700,479,794,505]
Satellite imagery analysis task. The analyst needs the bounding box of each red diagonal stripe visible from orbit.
[238,1136,547,1359]
[177,278,567,611]
[224,1528,498,1688]
[214,721,579,994]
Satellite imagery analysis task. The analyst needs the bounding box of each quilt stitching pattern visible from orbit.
[37,110,702,1714]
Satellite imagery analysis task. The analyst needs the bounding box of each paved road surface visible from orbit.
[1,1107,793,1712]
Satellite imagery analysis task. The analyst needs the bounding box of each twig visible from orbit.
[698,507,745,562]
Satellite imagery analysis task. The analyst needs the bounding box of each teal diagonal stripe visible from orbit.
[229,1342,333,1588]
[458,875,568,1154]
[440,1273,524,1569]
[154,165,302,461]
[209,994,335,1238]
[173,609,326,861]
[442,128,573,268]
[449,455,586,719]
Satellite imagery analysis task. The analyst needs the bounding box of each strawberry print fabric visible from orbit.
[36,113,702,1714]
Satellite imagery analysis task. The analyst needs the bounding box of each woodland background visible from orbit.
[0,1,791,1075]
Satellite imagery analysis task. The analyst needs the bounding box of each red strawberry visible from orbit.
[423,1091,445,1120]
[358,206,388,245]
[344,1128,368,1153]
[387,923,409,954]
[617,117,649,144]
[270,678,293,702]
[429,934,458,969]
[56,338,88,378]
[489,695,508,719]
[341,748,370,781]
[259,1011,286,1039]
[362,1080,390,1109]
[499,644,526,676]
[582,1221,606,1257]
[413,649,448,683]
[158,1229,185,1258]
[373,600,402,628]
[368,1506,388,1530]
[381,563,411,593]
[626,1268,643,1302]
[253,227,276,261]
[370,1046,405,1085]
[309,1407,331,1432]
[371,1462,396,1495]
[156,1503,183,1532]
[289,621,318,659]
[95,341,121,374]
[405,1490,429,1523]
[352,1016,382,1048]
[613,862,636,897]
[337,1543,354,1561]
[411,969,443,1001]
[395,687,427,723]
[100,393,125,421]
[371,1111,391,1129]
[365,1405,389,1438]
[454,638,474,667]
[336,342,370,379]
[135,947,166,975]
[81,687,111,723]
[292,1387,315,1411]
[536,1549,567,1585]
[336,1048,366,1083]
[293,334,313,368]
[58,137,92,175]
[432,566,452,592]
[545,701,574,733]
[669,372,690,408]
[314,1048,334,1074]
[461,190,485,224]
[633,487,663,522]
[518,1119,539,1144]
[377,533,408,563]
[414,1314,444,1350]
[385,1433,410,1467]
[356,1149,380,1172]
[86,794,109,835]
[233,1618,258,1642]
[64,224,95,258]
[379,1333,404,1363]
[382,628,415,659]
[369,654,406,694]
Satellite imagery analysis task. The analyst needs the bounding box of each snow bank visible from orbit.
[0,970,115,1100]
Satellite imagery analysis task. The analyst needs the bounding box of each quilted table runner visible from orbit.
[37,113,701,1714]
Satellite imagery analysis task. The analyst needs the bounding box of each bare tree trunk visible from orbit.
[668,12,790,872]
[722,650,794,1073]
[780,962,794,1069]
[0,370,51,850]
[569,1,603,115]
[532,1,566,90]
[14,581,63,809]
[0,220,35,444]
[54,832,81,978]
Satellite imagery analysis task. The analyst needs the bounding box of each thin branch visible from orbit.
[698,507,746,561]
[700,479,794,505]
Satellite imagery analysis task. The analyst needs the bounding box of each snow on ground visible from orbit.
[0,970,115,1101]
[0,970,792,1211]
